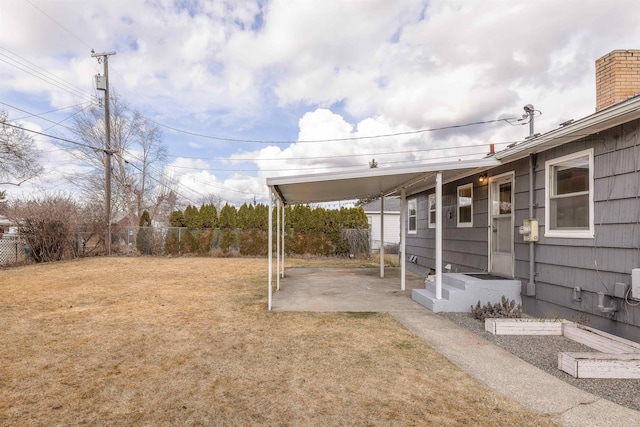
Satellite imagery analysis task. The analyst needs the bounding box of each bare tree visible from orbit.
[199,193,225,211]
[148,174,180,224]
[70,94,167,220]
[0,110,43,186]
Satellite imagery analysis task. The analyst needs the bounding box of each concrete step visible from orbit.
[413,288,482,313]
[425,281,464,299]
[424,273,470,290]
[414,273,522,313]
[441,273,470,290]
[412,288,447,312]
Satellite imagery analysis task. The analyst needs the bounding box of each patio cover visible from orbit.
[267,158,501,204]
[266,157,502,310]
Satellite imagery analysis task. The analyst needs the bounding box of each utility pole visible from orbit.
[92,50,116,255]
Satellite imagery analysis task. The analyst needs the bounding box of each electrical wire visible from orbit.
[0,100,94,134]
[165,150,489,172]
[113,151,213,206]
[147,116,521,144]
[166,141,510,162]
[25,0,93,50]
[10,102,92,121]
[0,48,95,102]
[0,121,102,151]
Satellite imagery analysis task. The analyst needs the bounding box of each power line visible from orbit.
[167,141,510,162]
[164,150,490,172]
[0,100,94,133]
[10,101,92,121]
[25,0,93,50]
[0,49,95,102]
[113,151,210,207]
[1,121,102,151]
[147,116,522,144]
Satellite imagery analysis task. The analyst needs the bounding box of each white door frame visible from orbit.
[487,171,515,277]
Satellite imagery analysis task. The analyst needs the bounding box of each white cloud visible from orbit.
[3,0,640,206]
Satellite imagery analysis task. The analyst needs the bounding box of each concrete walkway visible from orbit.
[272,267,640,427]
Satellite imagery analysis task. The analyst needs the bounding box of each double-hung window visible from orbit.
[428,194,436,229]
[457,183,473,227]
[408,199,417,234]
[545,149,594,238]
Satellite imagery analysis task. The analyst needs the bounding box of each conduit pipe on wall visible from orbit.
[597,291,617,313]
[528,153,537,296]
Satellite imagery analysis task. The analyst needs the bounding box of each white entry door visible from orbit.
[489,173,514,277]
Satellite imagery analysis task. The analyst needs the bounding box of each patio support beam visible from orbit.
[276,199,280,291]
[379,195,385,278]
[268,192,273,310]
[435,171,443,300]
[400,189,406,291]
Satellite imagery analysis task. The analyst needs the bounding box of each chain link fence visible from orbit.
[2,226,370,264]
[0,235,26,266]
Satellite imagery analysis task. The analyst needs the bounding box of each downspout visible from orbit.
[528,153,536,296]
[526,105,537,296]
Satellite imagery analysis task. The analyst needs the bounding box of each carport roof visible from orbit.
[266,157,501,205]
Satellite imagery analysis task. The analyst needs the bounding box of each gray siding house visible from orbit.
[406,50,640,341]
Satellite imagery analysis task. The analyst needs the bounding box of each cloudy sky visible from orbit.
[1,0,640,207]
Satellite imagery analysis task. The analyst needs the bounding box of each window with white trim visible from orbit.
[457,183,473,227]
[545,149,594,238]
[428,194,436,229]
[408,198,417,234]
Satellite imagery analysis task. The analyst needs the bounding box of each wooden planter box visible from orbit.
[485,318,640,378]
[485,318,564,335]
[562,323,640,353]
[559,352,640,378]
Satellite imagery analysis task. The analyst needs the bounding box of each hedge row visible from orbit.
[146,203,370,256]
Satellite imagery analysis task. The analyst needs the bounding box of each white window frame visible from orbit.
[544,148,594,239]
[428,193,436,229]
[408,198,417,234]
[457,183,473,228]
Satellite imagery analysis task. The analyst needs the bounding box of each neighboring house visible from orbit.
[362,197,401,252]
[405,49,640,341]
[0,214,11,238]
[112,211,139,228]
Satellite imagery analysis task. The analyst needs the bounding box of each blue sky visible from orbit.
[2,0,640,206]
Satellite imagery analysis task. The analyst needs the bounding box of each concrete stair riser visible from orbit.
[414,273,522,313]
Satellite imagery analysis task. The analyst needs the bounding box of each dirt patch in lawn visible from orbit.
[0,257,557,426]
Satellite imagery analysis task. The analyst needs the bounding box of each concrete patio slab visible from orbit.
[271,266,426,312]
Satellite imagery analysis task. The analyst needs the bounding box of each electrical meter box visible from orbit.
[519,219,539,242]
[95,75,107,91]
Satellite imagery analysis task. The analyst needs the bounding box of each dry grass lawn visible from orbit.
[0,257,557,426]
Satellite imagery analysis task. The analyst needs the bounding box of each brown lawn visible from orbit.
[0,257,557,426]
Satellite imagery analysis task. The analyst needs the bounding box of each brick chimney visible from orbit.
[596,49,640,111]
